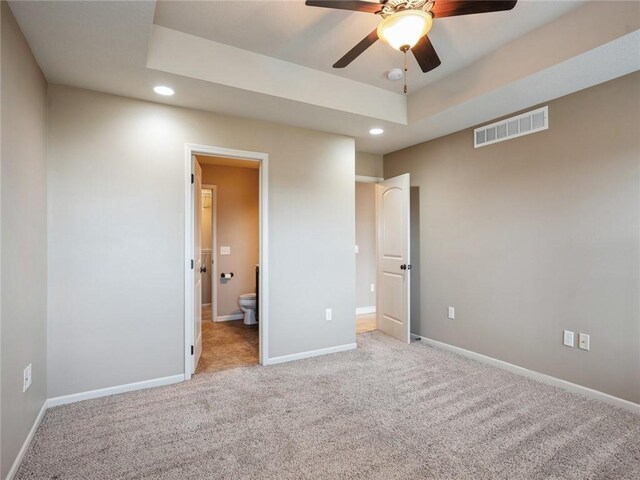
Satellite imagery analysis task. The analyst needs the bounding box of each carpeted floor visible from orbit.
[17,332,640,479]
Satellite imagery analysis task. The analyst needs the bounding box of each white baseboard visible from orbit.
[5,401,47,480]
[46,374,185,408]
[265,343,357,366]
[356,306,376,315]
[215,314,244,322]
[420,336,640,415]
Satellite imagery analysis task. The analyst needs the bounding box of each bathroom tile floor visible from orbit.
[195,305,259,374]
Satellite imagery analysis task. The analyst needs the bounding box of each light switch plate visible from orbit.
[448,306,455,319]
[563,330,574,347]
[325,308,332,321]
[370,283,375,292]
[579,333,590,351]
[220,246,231,255]
[355,245,359,254]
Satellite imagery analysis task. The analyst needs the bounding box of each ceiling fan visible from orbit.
[305,0,518,92]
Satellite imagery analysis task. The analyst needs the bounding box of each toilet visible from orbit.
[239,293,257,326]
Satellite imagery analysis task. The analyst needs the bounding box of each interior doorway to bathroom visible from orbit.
[196,156,260,374]
[355,176,381,334]
[185,145,268,380]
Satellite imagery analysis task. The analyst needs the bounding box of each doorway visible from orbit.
[355,173,412,343]
[355,177,380,334]
[184,144,268,380]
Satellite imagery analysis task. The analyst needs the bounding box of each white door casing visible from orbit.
[193,160,203,372]
[184,143,269,380]
[376,174,411,344]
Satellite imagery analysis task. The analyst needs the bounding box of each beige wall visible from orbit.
[1,3,48,477]
[201,164,259,317]
[47,85,356,398]
[201,188,213,304]
[355,182,375,309]
[385,72,640,404]
[355,152,383,178]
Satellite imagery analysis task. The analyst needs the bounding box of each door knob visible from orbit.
[200,266,207,273]
[400,264,407,270]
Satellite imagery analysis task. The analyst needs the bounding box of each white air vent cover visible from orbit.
[474,106,548,148]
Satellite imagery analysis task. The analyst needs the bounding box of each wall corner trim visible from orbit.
[264,343,358,366]
[419,337,640,414]
[5,402,47,480]
[356,306,376,315]
[46,374,185,408]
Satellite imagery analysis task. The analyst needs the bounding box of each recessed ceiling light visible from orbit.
[369,128,384,135]
[153,86,174,96]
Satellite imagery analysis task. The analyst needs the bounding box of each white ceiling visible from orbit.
[154,0,585,92]
[8,1,640,154]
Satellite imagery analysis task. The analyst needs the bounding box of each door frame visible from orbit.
[375,174,411,343]
[202,184,218,322]
[184,144,269,380]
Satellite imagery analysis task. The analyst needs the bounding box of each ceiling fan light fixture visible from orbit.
[377,9,433,51]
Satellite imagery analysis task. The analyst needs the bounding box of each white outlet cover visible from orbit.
[370,283,375,292]
[448,306,455,319]
[579,333,590,351]
[23,364,32,392]
[355,245,359,254]
[563,330,574,347]
[325,308,332,321]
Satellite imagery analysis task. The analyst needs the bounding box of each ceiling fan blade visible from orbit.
[431,0,517,18]
[305,1,383,14]
[411,35,441,73]
[333,29,379,68]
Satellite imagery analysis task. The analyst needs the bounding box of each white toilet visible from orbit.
[239,293,257,325]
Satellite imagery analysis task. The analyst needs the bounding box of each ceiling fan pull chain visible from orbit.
[403,49,408,95]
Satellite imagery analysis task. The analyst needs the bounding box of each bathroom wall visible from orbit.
[355,182,376,310]
[201,163,259,318]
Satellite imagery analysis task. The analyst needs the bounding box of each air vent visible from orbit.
[474,106,548,148]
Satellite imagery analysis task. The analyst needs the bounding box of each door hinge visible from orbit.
[191,345,194,355]
[191,173,194,184]
[191,259,194,269]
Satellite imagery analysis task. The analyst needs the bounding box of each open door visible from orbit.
[376,173,411,343]
[193,160,203,372]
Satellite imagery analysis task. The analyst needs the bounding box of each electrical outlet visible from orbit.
[563,330,574,347]
[220,246,231,255]
[355,245,359,254]
[448,306,455,319]
[370,283,375,292]
[23,364,32,392]
[325,308,332,321]
[579,333,590,351]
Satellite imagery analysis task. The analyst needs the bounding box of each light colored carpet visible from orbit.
[17,332,640,479]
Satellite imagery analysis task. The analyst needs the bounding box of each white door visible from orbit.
[193,161,203,372]
[376,174,411,343]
